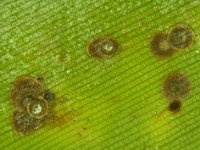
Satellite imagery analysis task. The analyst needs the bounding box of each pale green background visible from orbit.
[0,0,200,149]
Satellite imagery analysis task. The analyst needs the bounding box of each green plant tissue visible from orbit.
[0,0,200,149]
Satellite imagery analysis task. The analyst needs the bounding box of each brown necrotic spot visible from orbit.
[163,72,191,100]
[27,98,48,119]
[12,111,44,135]
[168,23,194,50]
[87,37,119,59]
[168,100,182,113]
[151,32,174,58]
[10,76,44,111]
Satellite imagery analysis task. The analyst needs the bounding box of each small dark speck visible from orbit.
[44,89,55,102]
[169,100,182,113]
[82,127,87,130]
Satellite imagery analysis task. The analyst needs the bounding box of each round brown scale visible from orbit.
[10,76,44,111]
[87,37,119,59]
[163,72,191,100]
[12,111,44,135]
[151,32,174,58]
[27,98,48,119]
[168,24,195,50]
[168,100,182,113]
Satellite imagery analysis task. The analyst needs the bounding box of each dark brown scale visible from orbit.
[151,32,174,58]
[163,72,191,100]
[10,76,44,111]
[27,98,48,119]
[87,37,119,59]
[168,100,182,113]
[12,111,44,135]
[44,89,55,102]
[168,24,194,50]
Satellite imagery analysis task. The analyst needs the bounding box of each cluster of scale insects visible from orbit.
[10,76,56,135]
[9,22,195,135]
[150,23,194,113]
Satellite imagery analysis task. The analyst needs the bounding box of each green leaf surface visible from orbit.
[0,0,200,149]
